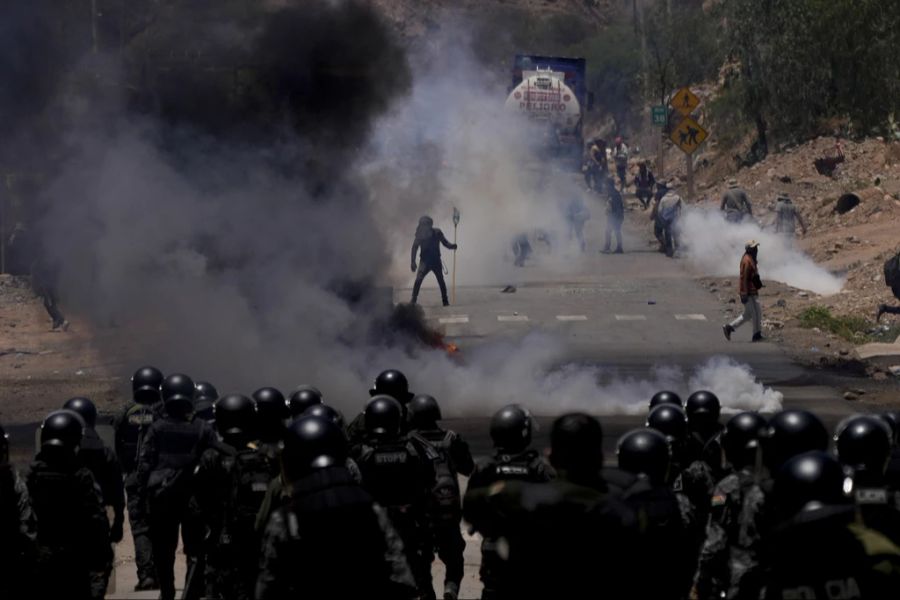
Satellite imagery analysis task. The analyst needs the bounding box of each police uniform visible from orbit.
[764,504,900,599]
[410,426,475,598]
[465,450,554,599]
[114,400,158,585]
[354,433,436,598]
[193,440,276,600]
[256,464,417,599]
[26,450,112,600]
[78,425,125,596]
[465,470,637,599]
[136,416,216,600]
[0,464,38,599]
[694,469,771,600]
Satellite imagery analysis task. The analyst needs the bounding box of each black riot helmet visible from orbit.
[161,373,196,417]
[646,405,688,443]
[132,366,163,405]
[835,415,891,484]
[282,416,349,482]
[766,409,829,471]
[550,413,604,476]
[253,386,289,423]
[723,412,768,470]
[364,395,403,440]
[0,423,9,465]
[194,381,219,402]
[302,404,346,431]
[369,369,414,404]
[686,391,721,436]
[214,394,257,441]
[63,397,98,429]
[490,404,534,454]
[41,410,85,452]
[288,385,324,418]
[617,428,670,485]
[649,391,683,411]
[408,394,442,430]
[774,451,848,517]
[879,412,900,447]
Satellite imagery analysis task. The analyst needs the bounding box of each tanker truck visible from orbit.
[505,54,592,168]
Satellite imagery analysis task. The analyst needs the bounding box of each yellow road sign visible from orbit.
[670,86,700,116]
[670,116,708,154]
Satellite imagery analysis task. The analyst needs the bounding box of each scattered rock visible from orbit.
[889,366,900,377]
[775,299,787,308]
[798,292,809,298]
[843,391,858,401]
[839,349,850,356]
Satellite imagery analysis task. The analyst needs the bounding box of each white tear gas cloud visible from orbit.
[380,332,783,416]
[678,208,844,296]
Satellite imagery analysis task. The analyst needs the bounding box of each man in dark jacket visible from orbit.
[411,215,457,306]
[603,177,625,254]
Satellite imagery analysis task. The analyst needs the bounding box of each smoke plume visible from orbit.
[679,208,844,296]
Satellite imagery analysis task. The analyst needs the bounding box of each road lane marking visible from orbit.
[556,315,588,321]
[498,315,529,322]
[615,314,647,321]
[675,314,708,321]
[439,316,469,324]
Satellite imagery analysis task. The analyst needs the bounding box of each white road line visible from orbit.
[556,315,588,321]
[438,316,469,324]
[675,314,708,321]
[615,314,647,321]
[497,315,529,322]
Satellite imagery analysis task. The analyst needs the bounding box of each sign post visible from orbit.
[668,87,707,200]
[451,207,460,304]
[652,105,667,178]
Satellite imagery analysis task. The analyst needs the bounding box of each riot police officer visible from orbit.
[466,413,637,599]
[0,421,37,599]
[645,404,709,548]
[288,384,324,419]
[408,394,475,600]
[649,390,683,411]
[353,395,436,598]
[685,391,726,478]
[835,415,900,545]
[252,387,289,464]
[765,451,900,598]
[348,369,416,444]
[256,415,417,599]
[113,365,163,590]
[693,411,769,600]
[465,404,553,599]
[136,373,216,600]
[192,380,218,425]
[193,394,275,600]
[614,428,694,599]
[63,396,125,597]
[27,410,111,600]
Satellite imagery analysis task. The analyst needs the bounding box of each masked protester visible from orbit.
[411,215,457,306]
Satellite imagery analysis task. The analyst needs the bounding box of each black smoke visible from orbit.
[15,1,414,397]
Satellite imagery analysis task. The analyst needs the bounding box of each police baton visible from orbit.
[452,207,460,305]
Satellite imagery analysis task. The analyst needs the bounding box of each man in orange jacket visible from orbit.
[723,240,764,342]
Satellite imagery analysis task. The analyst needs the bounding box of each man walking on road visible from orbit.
[720,179,753,224]
[723,240,764,342]
[774,193,807,244]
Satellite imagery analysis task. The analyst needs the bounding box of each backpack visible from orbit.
[410,432,460,523]
[225,448,274,540]
[884,252,900,289]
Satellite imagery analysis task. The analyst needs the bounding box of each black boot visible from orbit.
[723,324,734,341]
[752,332,764,342]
